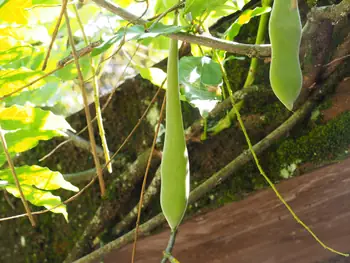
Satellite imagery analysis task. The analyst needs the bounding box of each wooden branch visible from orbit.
[113,167,161,236]
[63,169,96,184]
[91,0,271,57]
[308,0,350,22]
[65,131,111,160]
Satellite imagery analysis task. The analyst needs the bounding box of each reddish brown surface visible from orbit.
[322,78,350,122]
[99,158,350,263]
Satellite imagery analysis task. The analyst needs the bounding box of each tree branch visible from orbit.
[112,167,161,236]
[91,0,271,57]
[308,0,350,22]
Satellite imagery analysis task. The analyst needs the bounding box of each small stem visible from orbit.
[160,230,178,263]
[0,127,36,227]
[42,0,68,70]
[243,0,272,88]
[64,10,106,196]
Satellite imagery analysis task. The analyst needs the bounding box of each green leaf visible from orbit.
[0,0,9,9]
[138,67,167,88]
[0,165,78,221]
[32,0,61,4]
[5,184,69,220]
[224,6,271,41]
[0,105,73,166]
[0,46,35,68]
[0,0,31,24]
[0,67,47,98]
[183,0,228,18]
[2,81,59,107]
[179,56,222,116]
[92,23,184,57]
[0,105,73,131]
[0,165,78,192]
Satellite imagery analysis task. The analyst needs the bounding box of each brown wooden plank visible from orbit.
[98,158,350,263]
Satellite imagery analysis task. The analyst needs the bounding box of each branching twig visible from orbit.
[64,10,106,196]
[39,44,138,161]
[41,0,68,70]
[0,127,36,227]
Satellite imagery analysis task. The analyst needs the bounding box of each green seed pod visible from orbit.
[269,0,302,111]
[160,36,190,231]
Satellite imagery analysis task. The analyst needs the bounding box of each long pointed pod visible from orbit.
[269,0,302,110]
[160,9,190,261]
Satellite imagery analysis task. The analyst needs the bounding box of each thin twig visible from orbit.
[3,190,15,210]
[42,0,69,70]
[39,139,71,161]
[73,4,113,173]
[131,94,166,263]
[0,127,36,226]
[323,54,350,67]
[0,68,59,101]
[64,10,106,196]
